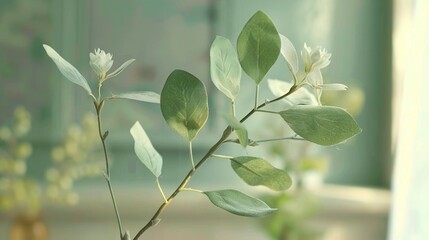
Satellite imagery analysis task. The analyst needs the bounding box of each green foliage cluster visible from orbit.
[43,11,360,240]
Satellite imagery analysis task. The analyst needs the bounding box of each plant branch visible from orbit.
[132,84,298,240]
[95,99,124,239]
[132,127,232,240]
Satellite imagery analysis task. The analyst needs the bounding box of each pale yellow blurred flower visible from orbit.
[45,168,60,182]
[59,177,73,190]
[16,143,33,159]
[66,192,79,205]
[13,161,26,175]
[47,185,60,199]
[0,127,12,141]
[51,147,65,162]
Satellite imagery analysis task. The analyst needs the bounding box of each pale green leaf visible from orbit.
[130,121,162,177]
[112,91,160,104]
[43,44,93,96]
[210,36,241,100]
[237,11,281,84]
[280,106,361,146]
[280,34,299,74]
[231,156,292,191]
[160,70,209,142]
[204,189,276,217]
[106,59,135,80]
[223,114,248,147]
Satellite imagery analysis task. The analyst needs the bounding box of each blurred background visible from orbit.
[0,0,427,239]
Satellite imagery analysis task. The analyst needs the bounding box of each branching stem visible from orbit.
[132,83,298,240]
[156,178,167,203]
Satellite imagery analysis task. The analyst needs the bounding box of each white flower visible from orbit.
[89,48,135,83]
[301,43,331,73]
[90,49,114,80]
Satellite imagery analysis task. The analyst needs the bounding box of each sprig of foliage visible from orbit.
[43,10,361,240]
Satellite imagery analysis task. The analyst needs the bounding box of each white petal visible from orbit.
[267,79,293,97]
[321,83,348,91]
[280,34,299,74]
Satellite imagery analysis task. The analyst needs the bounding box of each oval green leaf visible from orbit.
[160,70,209,142]
[210,36,241,100]
[280,105,362,146]
[112,91,160,104]
[203,189,276,217]
[237,11,281,84]
[231,156,292,191]
[43,44,93,96]
[130,121,162,177]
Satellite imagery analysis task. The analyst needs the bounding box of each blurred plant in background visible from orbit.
[260,87,365,240]
[0,107,39,217]
[0,107,103,218]
[46,112,103,206]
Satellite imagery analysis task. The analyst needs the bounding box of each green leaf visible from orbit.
[43,44,93,96]
[160,70,209,141]
[106,59,135,80]
[279,106,362,146]
[130,121,162,177]
[210,36,241,100]
[237,11,281,84]
[112,91,160,104]
[223,114,248,147]
[231,156,292,191]
[203,189,276,217]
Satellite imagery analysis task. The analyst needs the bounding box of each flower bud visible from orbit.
[89,48,113,81]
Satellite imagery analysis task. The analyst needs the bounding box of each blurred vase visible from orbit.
[9,214,48,240]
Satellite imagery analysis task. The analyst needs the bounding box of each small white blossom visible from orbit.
[301,43,331,73]
[90,49,114,81]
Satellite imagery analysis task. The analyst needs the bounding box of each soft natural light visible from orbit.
[389,0,429,239]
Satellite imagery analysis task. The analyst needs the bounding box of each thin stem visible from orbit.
[133,83,299,240]
[96,99,124,239]
[254,85,259,109]
[211,154,232,160]
[97,82,102,103]
[132,128,232,240]
[180,188,203,193]
[231,100,236,117]
[156,178,167,203]
[255,136,305,143]
[255,109,278,114]
[189,141,195,171]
